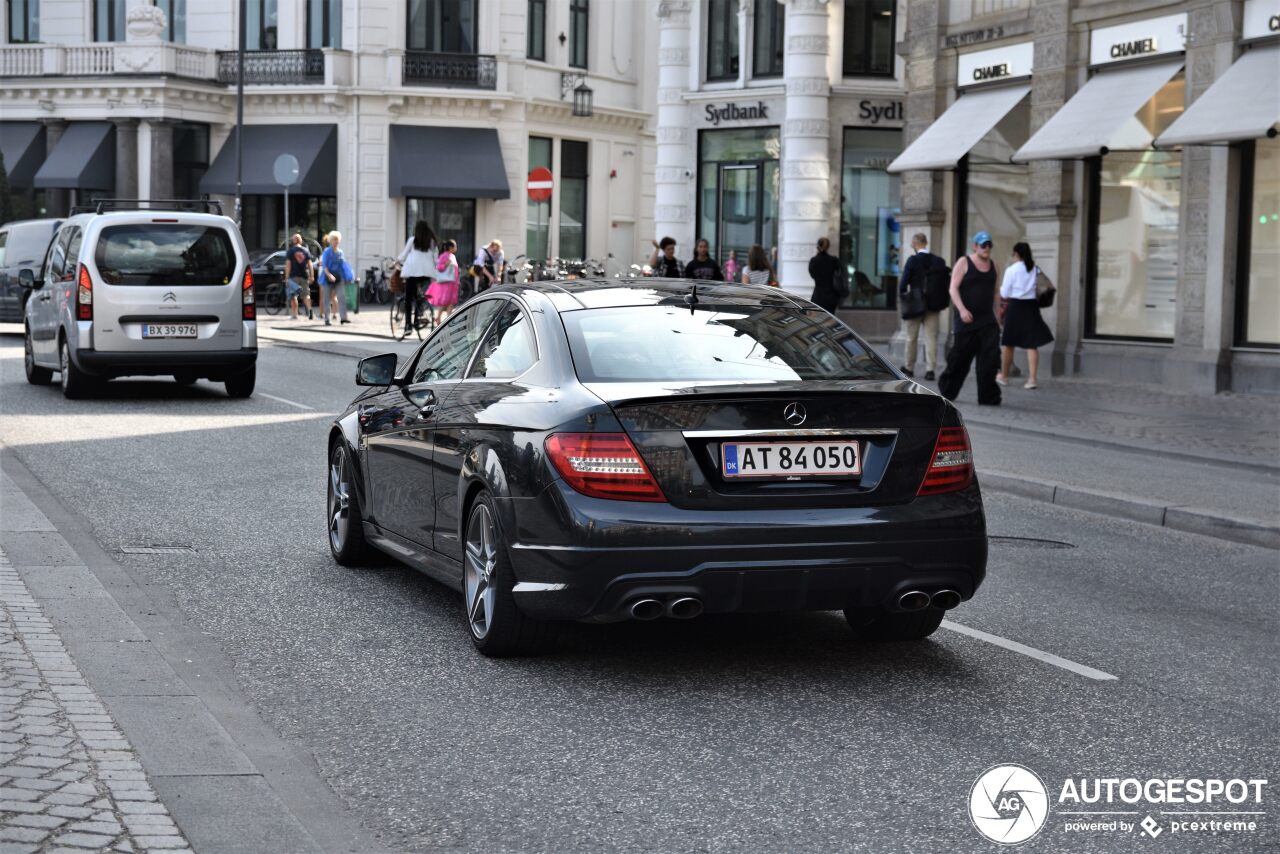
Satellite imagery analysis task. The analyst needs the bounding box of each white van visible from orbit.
[21,202,257,399]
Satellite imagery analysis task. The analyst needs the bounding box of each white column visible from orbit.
[654,0,694,250]
[778,0,832,295]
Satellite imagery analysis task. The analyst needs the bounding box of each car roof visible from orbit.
[506,277,811,313]
[0,218,61,230]
[59,210,236,228]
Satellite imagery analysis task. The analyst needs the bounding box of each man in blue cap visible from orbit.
[937,231,1002,406]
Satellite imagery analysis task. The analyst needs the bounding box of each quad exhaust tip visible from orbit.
[629,598,664,621]
[898,590,931,612]
[667,597,704,620]
[931,589,962,611]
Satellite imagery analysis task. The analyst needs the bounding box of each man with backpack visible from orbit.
[898,232,949,380]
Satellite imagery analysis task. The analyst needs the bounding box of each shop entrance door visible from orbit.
[717,161,777,268]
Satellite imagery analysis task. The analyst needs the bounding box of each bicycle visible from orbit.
[390,287,434,341]
[361,257,396,305]
[261,280,287,315]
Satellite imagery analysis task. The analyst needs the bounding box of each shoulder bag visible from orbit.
[1035,266,1056,308]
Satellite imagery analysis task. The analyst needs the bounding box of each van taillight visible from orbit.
[917,426,974,496]
[242,267,255,320]
[76,264,92,321]
[545,433,667,502]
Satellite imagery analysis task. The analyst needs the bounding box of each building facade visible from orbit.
[892,0,1278,394]
[0,0,657,275]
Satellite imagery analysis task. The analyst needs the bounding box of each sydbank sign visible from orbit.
[957,42,1034,88]
[1090,14,1187,66]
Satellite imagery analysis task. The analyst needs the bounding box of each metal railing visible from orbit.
[215,49,325,84]
[402,51,497,89]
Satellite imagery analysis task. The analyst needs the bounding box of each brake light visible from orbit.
[76,264,92,320]
[242,266,255,319]
[917,426,974,496]
[545,433,667,502]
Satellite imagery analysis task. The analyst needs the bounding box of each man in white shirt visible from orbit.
[473,240,506,293]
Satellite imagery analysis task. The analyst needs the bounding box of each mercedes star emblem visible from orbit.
[783,402,807,426]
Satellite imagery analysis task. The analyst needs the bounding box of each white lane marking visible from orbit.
[941,620,1119,681]
[257,392,316,411]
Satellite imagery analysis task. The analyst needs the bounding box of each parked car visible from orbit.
[325,279,987,656]
[0,218,61,322]
[21,203,257,398]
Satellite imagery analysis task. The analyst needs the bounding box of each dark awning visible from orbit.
[33,122,115,190]
[389,125,510,199]
[0,122,47,189]
[200,125,338,195]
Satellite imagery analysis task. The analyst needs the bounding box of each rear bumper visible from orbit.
[73,348,257,378]
[502,480,988,620]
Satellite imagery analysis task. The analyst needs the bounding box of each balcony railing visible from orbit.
[403,51,496,89]
[0,42,217,79]
[216,49,325,85]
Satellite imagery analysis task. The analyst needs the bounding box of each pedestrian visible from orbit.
[283,233,314,321]
[318,230,351,326]
[741,244,774,286]
[723,250,739,283]
[897,233,948,380]
[398,220,438,333]
[648,236,683,278]
[937,232,1002,406]
[997,241,1054,390]
[807,237,843,312]
[428,238,461,327]
[684,238,724,281]
[471,239,506,294]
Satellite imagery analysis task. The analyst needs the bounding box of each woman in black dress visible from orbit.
[808,237,841,312]
[998,242,1054,389]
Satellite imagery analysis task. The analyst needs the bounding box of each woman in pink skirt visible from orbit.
[428,239,460,326]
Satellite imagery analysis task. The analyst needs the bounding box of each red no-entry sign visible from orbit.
[527,167,554,203]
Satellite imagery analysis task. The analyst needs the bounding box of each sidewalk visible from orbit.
[256,303,419,362]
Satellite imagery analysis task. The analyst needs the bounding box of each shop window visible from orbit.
[839,128,901,310]
[706,0,738,82]
[7,0,38,43]
[560,140,589,262]
[242,195,336,252]
[1237,137,1280,348]
[957,100,1030,291]
[569,0,588,69]
[527,137,552,262]
[1087,75,1184,341]
[752,0,784,78]
[527,0,545,61]
[843,0,894,77]
[307,0,340,49]
[246,0,278,50]
[697,127,780,267]
[407,0,476,53]
[406,197,476,274]
[93,0,125,41]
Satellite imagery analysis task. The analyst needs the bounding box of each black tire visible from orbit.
[59,337,95,399]
[844,607,945,641]
[328,441,374,566]
[376,284,391,305]
[24,330,53,385]
[264,284,285,315]
[224,365,255,398]
[464,492,557,657]
[390,297,407,340]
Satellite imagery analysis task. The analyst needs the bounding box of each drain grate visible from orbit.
[989,535,1076,550]
[120,545,197,555]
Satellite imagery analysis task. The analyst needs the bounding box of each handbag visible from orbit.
[389,266,403,294]
[1035,266,1056,308]
[900,287,927,320]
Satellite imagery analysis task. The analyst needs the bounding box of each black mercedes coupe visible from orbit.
[326,279,986,656]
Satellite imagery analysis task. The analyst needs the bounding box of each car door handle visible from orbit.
[37,294,50,302]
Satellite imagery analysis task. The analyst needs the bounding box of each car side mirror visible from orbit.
[356,353,398,387]
[17,269,36,288]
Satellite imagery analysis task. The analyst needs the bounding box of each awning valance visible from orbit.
[1156,46,1280,147]
[0,122,46,189]
[200,125,338,195]
[33,122,115,190]
[388,125,510,199]
[887,85,1031,173]
[1014,59,1183,162]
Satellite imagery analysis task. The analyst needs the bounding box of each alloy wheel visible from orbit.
[464,503,498,640]
[328,446,350,552]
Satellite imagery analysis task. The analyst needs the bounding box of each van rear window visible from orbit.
[94,224,237,286]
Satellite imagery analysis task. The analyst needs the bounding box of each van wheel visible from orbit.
[225,365,255,398]
[59,337,94,399]
[24,330,53,385]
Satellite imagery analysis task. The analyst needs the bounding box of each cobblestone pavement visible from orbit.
[0,549,191,854]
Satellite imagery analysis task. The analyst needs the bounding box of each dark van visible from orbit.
[0,219,61,322]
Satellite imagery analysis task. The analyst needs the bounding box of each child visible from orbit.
[428,239,461,326]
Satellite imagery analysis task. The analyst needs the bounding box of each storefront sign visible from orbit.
[1090,14,1187,66]
[857,100,904,125]
[957,42,1034,88]
[1242,0,1280,40]
[945,26,1006,49]
[704,101,770,126]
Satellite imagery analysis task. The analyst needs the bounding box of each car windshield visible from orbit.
[561,305,895,383]
[94,224,237,286]
[2,222,58,267]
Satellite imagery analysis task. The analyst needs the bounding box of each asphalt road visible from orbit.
[0,335,1276,853]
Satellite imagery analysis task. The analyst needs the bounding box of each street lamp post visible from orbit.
[234,0,246,228]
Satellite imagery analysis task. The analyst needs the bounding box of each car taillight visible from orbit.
[917,426,974,496]
[545,432,667,502]
[76,264,92,321]
[242,266,255,320]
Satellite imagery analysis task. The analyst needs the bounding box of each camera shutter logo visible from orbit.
[969,764,1050,845]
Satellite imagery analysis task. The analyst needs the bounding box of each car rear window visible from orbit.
[94,224,237,286]
[561,305,895,383]
[1,222,58,267]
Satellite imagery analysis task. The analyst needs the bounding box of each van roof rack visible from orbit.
[69,199,224,216]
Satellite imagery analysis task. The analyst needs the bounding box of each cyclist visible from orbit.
[397,221,438,333]
[471,239,506,294]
